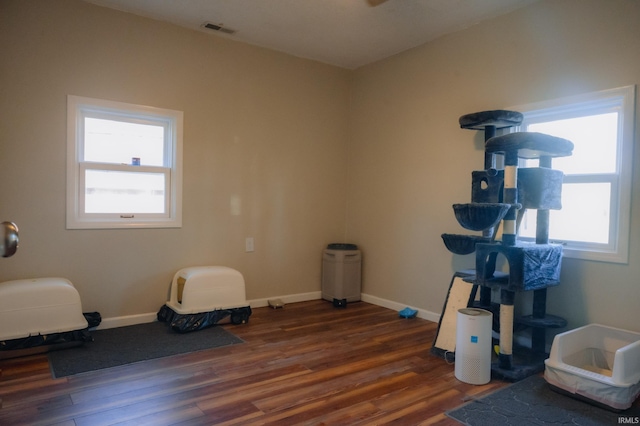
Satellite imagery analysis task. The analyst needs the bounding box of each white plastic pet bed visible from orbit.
[0,278,90,355]
[157,266,252,333]
[544,323,640,410]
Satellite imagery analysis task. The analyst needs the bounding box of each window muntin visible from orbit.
[513,85,634,263]
[67,96,182,229]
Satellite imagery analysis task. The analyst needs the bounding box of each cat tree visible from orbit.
[440,110,574,381]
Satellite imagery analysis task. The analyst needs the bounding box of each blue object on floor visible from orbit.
[399,307,417,318]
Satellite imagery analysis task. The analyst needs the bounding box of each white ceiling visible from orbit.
[83,0,539,69]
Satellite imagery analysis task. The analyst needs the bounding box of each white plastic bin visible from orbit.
[544,323,640,410]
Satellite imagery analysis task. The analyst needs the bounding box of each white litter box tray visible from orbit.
[544,323,640,410]
[0,278,88,342]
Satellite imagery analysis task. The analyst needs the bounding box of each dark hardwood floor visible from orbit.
[0,300,508,425]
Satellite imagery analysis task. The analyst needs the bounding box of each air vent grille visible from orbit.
[202,22,236,35]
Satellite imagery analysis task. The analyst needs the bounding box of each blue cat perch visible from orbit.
[441,110,574,381]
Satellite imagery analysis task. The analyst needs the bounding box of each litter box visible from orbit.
[157,266,252,333]
[544,323,640,410]
[0,278,90,355]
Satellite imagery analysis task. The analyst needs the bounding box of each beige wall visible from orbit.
[1,0,638,332]
[348,0,640,332]
[0,0,350,318]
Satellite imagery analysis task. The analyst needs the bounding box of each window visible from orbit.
[512,85,635,263]
[67,95,183,229]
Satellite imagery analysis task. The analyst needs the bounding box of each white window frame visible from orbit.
[67,95,183,229]
[511,85,635,264]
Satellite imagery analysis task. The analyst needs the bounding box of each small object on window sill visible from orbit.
[399,307,417,319]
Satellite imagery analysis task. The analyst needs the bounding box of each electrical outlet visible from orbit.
[245,237,254,252]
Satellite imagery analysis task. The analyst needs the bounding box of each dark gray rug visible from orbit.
[49,321,244,378]
[447,375,640,425]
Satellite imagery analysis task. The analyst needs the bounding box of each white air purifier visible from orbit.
[455,308,493,385]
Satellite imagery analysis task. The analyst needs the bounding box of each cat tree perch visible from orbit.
[440,110,574,381]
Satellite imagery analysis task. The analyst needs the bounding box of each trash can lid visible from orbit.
[327,243,358,250]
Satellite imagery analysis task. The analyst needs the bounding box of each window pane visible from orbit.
[519,182,610,244]
[85,169,166,214]
[84,117,165,166]
[527,113,618,174]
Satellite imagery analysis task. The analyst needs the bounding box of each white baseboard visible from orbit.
[361,293,441,323]
[95,291,441,329]
[96,312,158,330]
[249,291,322,308]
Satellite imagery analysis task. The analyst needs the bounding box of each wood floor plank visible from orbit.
[286,400,381,426]
[0,300,509,425]
[107,404,207,426]
[252,358,422,413]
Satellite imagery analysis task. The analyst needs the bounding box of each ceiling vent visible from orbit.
[202,22,236,35]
